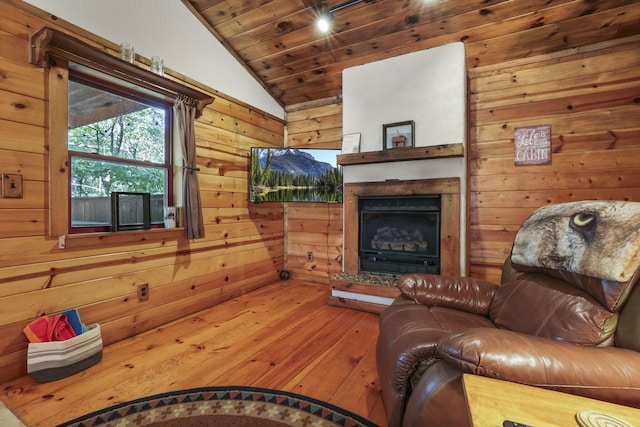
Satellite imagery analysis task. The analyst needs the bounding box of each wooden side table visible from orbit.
[463,374,640,426]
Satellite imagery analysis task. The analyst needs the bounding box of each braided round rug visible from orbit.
[56,386,378,427]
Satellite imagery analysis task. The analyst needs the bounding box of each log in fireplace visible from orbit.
[359,195,440,275]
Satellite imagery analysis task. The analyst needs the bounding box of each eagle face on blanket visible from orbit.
[511,200,640,283]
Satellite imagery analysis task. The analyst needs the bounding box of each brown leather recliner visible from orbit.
[376,200,640,427]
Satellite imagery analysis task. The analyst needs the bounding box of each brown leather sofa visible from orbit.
[376,200,640,427]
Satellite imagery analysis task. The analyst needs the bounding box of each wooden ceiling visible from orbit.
[182,0,639,108]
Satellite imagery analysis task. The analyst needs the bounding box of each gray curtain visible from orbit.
[174,97,205,239]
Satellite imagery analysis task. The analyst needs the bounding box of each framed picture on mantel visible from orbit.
[383,120,414,149]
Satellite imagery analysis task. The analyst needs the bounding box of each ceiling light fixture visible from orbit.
[317,12,332,33]
[316,0,373,33]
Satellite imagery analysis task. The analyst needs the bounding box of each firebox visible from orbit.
[359,195,440,275]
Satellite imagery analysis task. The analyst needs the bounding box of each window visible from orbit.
[30,26,213,239]
[68,70,172,232]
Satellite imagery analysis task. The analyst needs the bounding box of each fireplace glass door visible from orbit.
[359,195,440,275]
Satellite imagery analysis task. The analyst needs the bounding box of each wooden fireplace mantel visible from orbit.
[337,143,464,166]
[343,177,461,277]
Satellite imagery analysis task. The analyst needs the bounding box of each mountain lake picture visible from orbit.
[250,148,343,203]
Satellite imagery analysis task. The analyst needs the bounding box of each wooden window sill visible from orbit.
[58,227,185,249]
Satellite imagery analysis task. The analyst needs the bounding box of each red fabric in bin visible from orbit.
[23,314,77,343]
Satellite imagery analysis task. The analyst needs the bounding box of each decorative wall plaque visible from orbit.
[514,124,551,165]
[383,121,414,150]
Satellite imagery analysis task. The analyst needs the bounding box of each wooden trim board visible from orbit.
[328,278,401,314]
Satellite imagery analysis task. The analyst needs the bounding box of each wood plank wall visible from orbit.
[284,36,640,284]
[285,101,343,283]
[468,35,640,283]
[0,2,285,383]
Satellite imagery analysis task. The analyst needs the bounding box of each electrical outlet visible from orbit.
[137,283,149,302]
[2,174,23,198]
[307,252,313,262]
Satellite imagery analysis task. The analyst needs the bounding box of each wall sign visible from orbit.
[342,133,361,153]
[514,124,551,165]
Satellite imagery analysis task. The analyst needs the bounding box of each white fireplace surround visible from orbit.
[341,42,467,275]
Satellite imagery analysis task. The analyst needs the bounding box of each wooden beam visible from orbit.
[337,143,464,165]
[327,295,389,314]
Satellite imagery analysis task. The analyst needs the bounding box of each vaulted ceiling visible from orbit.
[181,0,639,108]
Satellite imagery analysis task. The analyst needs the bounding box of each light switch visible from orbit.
[2,174,23,198]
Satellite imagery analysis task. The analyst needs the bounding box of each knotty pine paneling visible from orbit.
[285,203,343,283]
[286,100,343,147]
[468,35,640,283]
[3,0,639,384]
[0,2,285,383]
[224,0,639,105]
[284,101,343,283]
[283,36,640,286]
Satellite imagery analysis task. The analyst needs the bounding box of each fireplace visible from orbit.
[343,177,461,277]
[359,195,440,275]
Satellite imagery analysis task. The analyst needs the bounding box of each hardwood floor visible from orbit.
[0,280,387,426]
